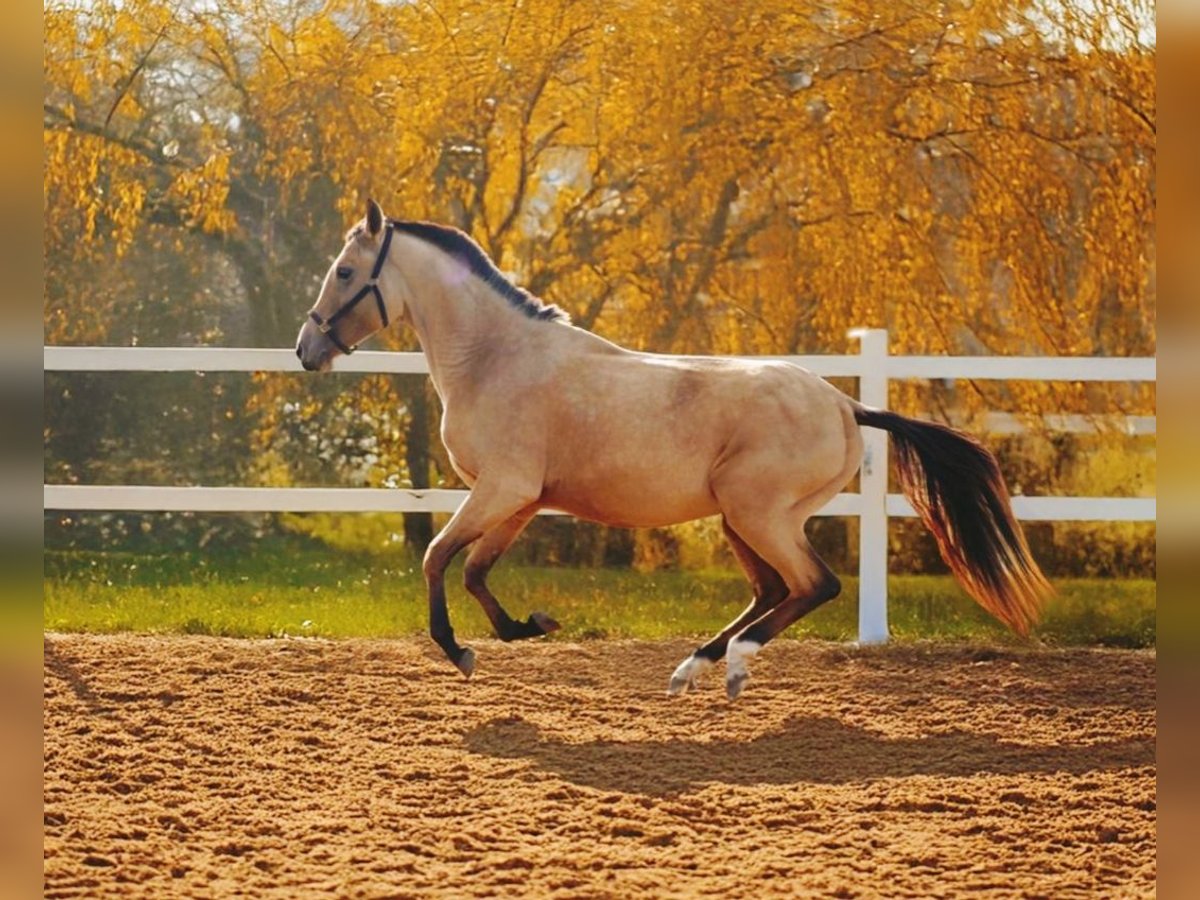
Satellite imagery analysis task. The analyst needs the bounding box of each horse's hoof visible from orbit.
[667,655,711,696]
[726,671,749,701]
[529,611,560,635]
[454,647,477,679]
[724,639,759,701]
[667,672,691,696]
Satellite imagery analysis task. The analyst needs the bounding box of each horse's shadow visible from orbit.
[464,714,1153,796]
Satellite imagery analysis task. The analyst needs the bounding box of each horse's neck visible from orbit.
[404,274,528,403]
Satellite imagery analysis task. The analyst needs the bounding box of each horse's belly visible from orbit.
[541,471,719,528]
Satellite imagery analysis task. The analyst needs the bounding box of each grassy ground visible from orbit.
[43,537,1156,648]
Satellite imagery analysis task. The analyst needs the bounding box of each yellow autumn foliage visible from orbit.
[44,0,1155,568]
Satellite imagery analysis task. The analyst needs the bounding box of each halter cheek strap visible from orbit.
[308,223,395,355]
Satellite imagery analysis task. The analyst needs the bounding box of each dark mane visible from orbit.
[383,220,569,323]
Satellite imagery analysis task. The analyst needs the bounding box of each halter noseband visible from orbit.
[308,223,395,355]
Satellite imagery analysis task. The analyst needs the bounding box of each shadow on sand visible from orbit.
[464,714,1154,796]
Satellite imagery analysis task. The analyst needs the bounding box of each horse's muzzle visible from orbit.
[295,323,336,372]
[296,344,321,371]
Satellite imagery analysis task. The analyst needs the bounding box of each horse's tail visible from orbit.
[853,405,1051,635]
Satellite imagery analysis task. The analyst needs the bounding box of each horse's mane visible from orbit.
[378,219,569,324]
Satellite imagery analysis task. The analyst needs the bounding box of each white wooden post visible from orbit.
[850,328,890,644]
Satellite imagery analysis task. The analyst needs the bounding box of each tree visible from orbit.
[45,0,1155,565]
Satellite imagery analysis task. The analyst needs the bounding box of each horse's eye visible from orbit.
[336,267,353,281]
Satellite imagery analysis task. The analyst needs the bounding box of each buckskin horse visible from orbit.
[295,199,1050,699]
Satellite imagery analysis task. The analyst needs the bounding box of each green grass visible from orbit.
[42,539,1156,647]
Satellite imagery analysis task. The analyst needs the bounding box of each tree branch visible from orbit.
[104,25,168,131]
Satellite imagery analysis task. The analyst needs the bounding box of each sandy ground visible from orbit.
[44,634,1155,898]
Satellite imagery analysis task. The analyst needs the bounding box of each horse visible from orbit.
[295,198,1051,699]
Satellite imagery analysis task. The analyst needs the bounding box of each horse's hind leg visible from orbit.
[724,541,841,699]
[667,520,788,695]
[712,502,842,699]
[709,403,861,698]
[464,510,560,641]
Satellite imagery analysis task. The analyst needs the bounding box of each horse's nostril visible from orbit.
[295,345,303,359]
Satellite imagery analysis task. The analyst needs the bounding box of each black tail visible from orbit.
[854,406,1051,635]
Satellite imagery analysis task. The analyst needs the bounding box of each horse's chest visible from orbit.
[446,451,478,487]
[440,414,480,485]
[439,395,545,487]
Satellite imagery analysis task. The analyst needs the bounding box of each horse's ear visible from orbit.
[365,197,384,236]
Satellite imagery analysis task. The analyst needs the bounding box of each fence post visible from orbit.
[850,328,889,644]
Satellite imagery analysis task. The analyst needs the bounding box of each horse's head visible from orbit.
[296,197,401,371]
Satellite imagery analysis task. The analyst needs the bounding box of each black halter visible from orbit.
[308,224,395,354]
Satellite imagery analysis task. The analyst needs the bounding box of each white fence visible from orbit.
[43,330,1156,643]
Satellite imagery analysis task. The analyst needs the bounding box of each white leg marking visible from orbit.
[667,655,713,696]
[725,639,761,700]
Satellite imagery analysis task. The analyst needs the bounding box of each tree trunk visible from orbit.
[403,382,434,551]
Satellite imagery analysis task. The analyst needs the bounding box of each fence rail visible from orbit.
[43,345,1158,381]
[41,485,1154,522]
[44,331,1157,644]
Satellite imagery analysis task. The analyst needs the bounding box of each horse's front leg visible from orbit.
[464,510,560,641]
[423,479,541,678]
